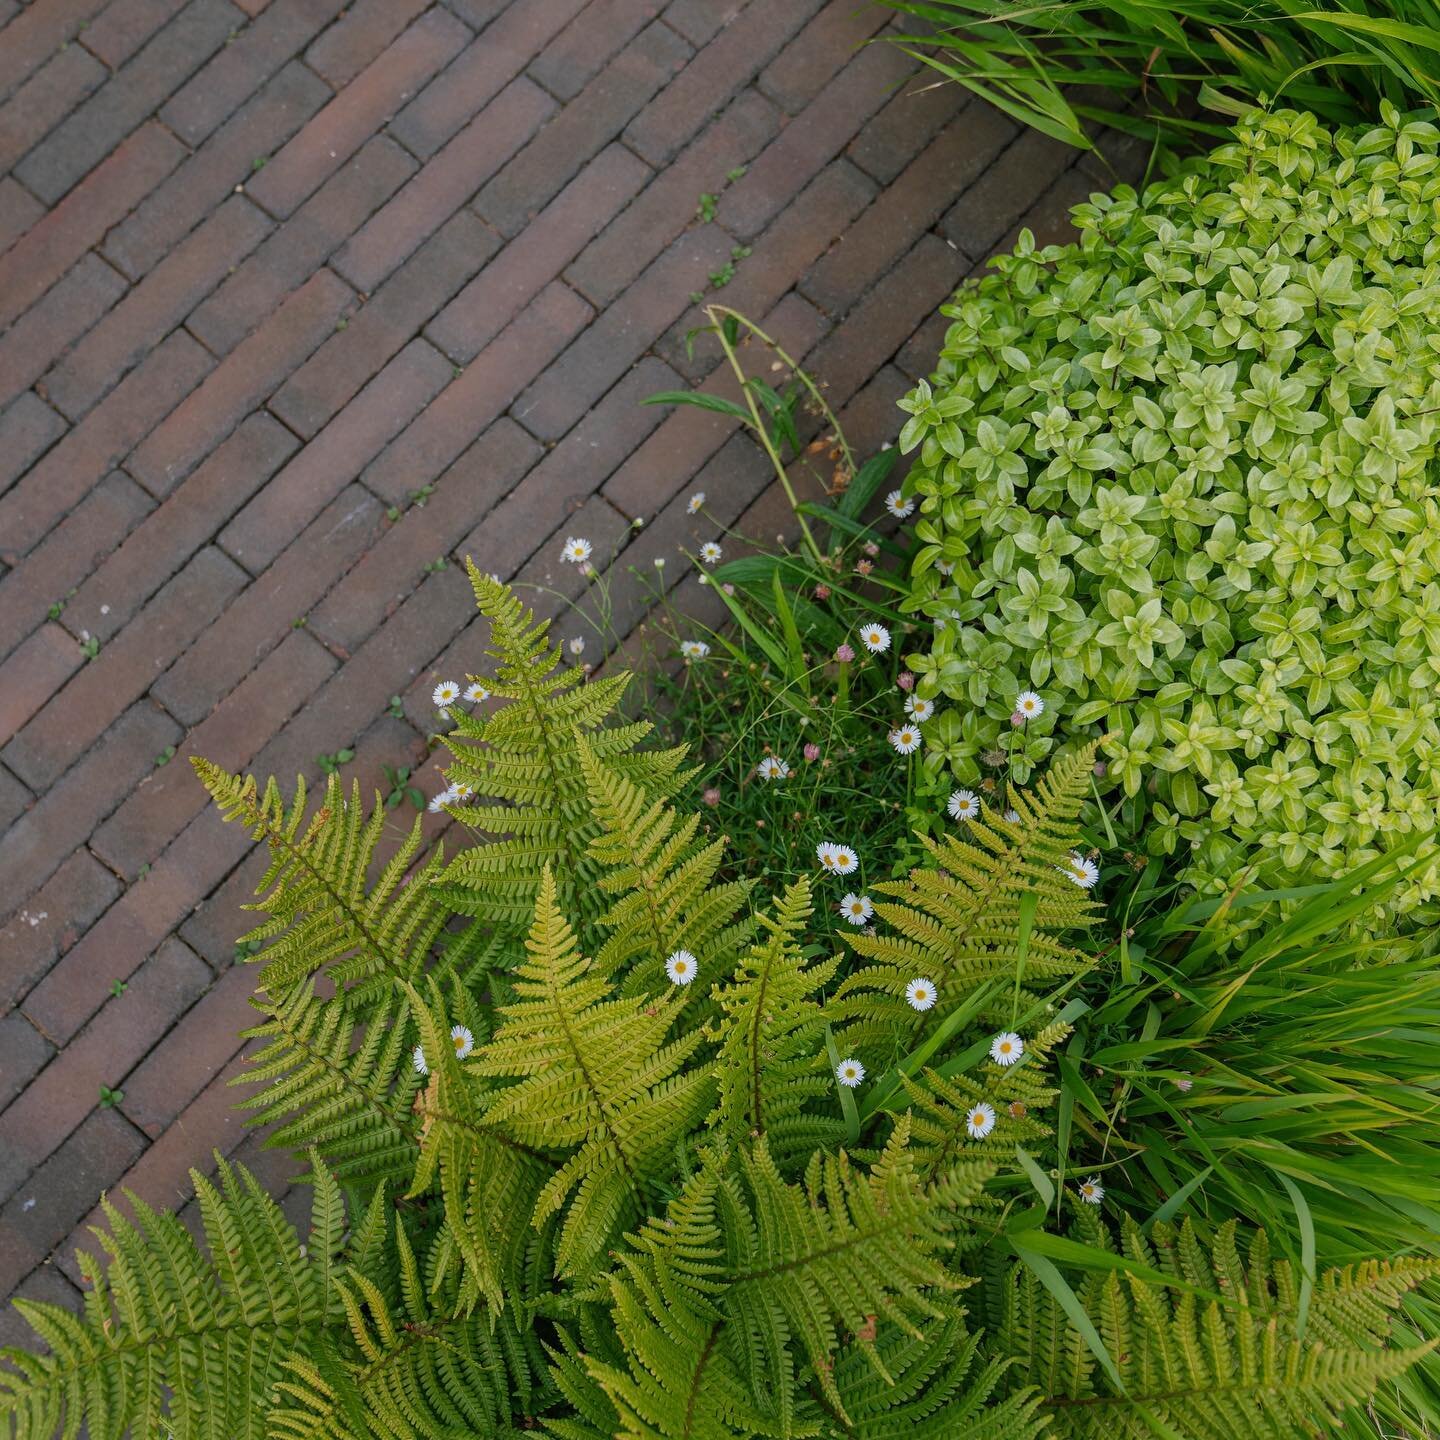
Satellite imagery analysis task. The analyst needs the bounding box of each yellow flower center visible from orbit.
[914,989,927,1002]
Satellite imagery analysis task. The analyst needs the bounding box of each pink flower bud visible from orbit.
[803,743,820,762]
[702,787,721,808]
[813,583,831,600]
[896,671,915,692]
[834,643,855,663]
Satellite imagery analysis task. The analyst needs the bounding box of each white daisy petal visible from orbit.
[859,623,891,654]
[947,789,980,821]
[1059,852,1100,889]
[687,491,706,514]
[905,977,936,1011]
[665,949,697,985]
[463,681,489,703]
[1077,1176,1105,1204]
[888,725,922,755]
[450,1025,474,1060]
[835,1058,866,1088]
[413,1045,428,1076]
[561,536,593,565]
[828,844,858,875]
[884,489,914,519]
[757,756,791,781]
[989,1031,1024,1066]
[432,680,460,707]
[905,694,934,721]
[839,893,873,926]
[1015,689,1044,718]
[699,541,722,564]
[680,639,711,660]
[567,636,585,656]
[965,1101,996,1139]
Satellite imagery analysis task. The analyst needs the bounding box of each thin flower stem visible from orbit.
[704,304,827,567]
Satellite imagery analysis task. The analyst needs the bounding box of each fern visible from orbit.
[896,1019,1070,1178]
[986,1215,1439,1437]
[835,745,1100,1057]
[470,867,715,1278]
[434,563,689,929]
[0,1155,347,1440]
[579,734,754,993]
[234,982,426,1188]
[191,765,479,1012]
[706,876,844,1170]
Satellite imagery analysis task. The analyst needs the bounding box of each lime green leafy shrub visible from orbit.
[900,104,1440,920]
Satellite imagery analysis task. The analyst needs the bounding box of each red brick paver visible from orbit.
[0,0,1124,1329]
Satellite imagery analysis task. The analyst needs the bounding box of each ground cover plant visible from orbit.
[879,0,1440,160]
[895,102,1440,932]
[3,568,1434,1440]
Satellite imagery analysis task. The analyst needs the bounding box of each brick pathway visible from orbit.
[0,0,1107,1333]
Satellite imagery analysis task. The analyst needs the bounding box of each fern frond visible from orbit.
[835,744,1100,1058]
[473,868,715,1278]
[987,1215,1440,1438]
[433,563,689,929]
[721,1128,992,1425]
[578,734,753,993]
[266,1214,547,1440]
[191,762,461,1010]
[896,1020,1070,1178]
[0,1156,347,1440]
[815,1315,1044,1440]
[234,981,424,1188]
[706,877,844,1169]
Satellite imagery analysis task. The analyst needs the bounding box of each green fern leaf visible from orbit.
[0,1156,346,1440]
[433,562,689,929]
[706,876,844,1169]
[473,868,715,1278]
[835,743,1101,1059]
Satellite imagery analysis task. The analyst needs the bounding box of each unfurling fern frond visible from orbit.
[835,742,1101,1057]
[706,876,843,1169]
[986,1215,1439,1438]
[269,1213,549,1440]
[897,1019,1070,1178]
[578,734,753,993]
[0,1156,347,1440]
[191,763,473,1011]
[465,868,714,1279]
[433,562,689,929]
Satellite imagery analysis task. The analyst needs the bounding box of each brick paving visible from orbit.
[0,0,1110,1336]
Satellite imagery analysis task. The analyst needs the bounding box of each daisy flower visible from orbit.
[1014,690,1044,719]
[432,680,460,708]
[817,842,858,875]
[966,1101,996,1139]
[449,781,474,801]
[1059,852,1100,889]
[905,695,934,721]
[428,786,457,813]
[561,536,592,565]
[947,789,980,821]
[665,949,697,985]
[835,1058,865,1088]
[989,1032,1024,1066]
[757,756,791,781]
[859,623,891,654]
[568,636,585,656]
[884,490,914,519]
[1004,809,1021,824]
[1077,1176,1104,1205]
[888,725,922,755]
[839,893,873,926]
[699,541,722,564]
[906,977,937,1011]
[450,1025,475,1060]
[680,639,710,660]
[463,681,489,703]
[413,1045,428,1076]
[687,491,705,514]
[934,559,955,575]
